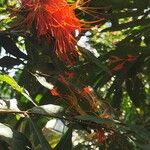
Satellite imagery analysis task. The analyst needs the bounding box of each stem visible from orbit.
[0,109,115,131]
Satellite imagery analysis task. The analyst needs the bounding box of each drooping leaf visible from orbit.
[30,104,63,116]
[0,74,37,106]
[125,77,146,107]
[33,73,54,90]
[29,117,52,150]
[0,74,24,93]
[79,47,111,74]
[54,126,73,150]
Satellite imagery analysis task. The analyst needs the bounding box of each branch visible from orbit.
[0,109,115,131]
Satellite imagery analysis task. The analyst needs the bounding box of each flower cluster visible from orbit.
[18,0,82,65]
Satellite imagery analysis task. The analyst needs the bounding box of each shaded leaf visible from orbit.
[29,118,52,150]
[125,77,146,107]
[112,87,123,109]
[54,126,73,150]
[79,47,111,74]
[75,115,114,126]
[0,56,23,68]
[0,35,28,59]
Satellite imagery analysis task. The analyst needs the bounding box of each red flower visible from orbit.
[111,62,125,72]
[19,0,82,65]
[83,86,93,94]
[64,71,75,79]
[127,55,137,62]
[50,88,60,96]
[96,129,107,143]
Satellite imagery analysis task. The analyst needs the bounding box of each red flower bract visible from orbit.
[19,0,82,65]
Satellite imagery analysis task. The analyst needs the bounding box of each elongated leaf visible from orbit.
[30,104,63,115]
[79,47,111,74]
[33,73,54,90]
[29,118,52,150]
[54,127,73,150]
[125,77,146,107]
[0,74,37,106]
[0,74,24,93]
[0,56,23,68]
[112,87,123,109]
[76,115,114,126]
[0,35,28,59]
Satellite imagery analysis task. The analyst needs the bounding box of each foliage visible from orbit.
[0,0,150,149]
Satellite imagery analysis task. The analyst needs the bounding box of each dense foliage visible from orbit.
[0,0,150,149]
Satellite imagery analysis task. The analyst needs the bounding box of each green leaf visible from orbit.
[29,118,52,150]
[75,115,114,126]
[0,0,5,6]
[0,74,24,93]
[79,47,111,74]
[0,74,37,106]
[54,127,73,150]
[137,144,150,150]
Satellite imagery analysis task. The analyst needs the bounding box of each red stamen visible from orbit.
[50,88,60,96]
[19,0,82,65]
[96,129,107,143]
[83,86,93,94]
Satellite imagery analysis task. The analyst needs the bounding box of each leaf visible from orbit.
[79,47,111,74]
[29,118,52,150]
[0,74,37,106]
[0,74,24,93]
[32,73,54,90]
[0,35,28,59]
[112,87,123,109]
[54,127,73,150]
[30,104,63,115]
[0,98,21,111]
[125,77,146,107]
[0,0,6,6]
[0,56,23,68]
[0,123,32,150]
[75,115,114,126]
[129,124,150,143]
[137,144,150,150]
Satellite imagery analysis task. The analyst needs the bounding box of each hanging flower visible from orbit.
[50,87,60,96]
[83,86,93,94]
[18,0,82,65]
[111,62,125,72]
[127,54,137,62]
